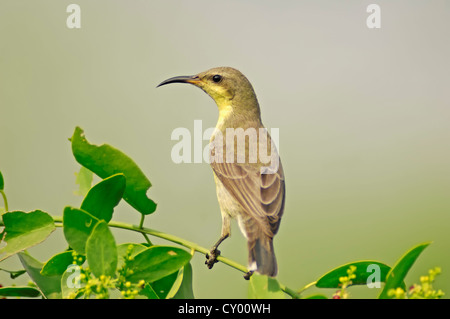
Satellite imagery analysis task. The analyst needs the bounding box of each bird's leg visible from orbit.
[205,234,228,269]
[205,213,231,269]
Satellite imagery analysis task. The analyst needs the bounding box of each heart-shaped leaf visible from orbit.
[0,210,55,261]
[71,127,157,215]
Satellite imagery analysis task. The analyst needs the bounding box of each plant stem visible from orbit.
[51,216,300,298]
[297,281,317,295]
[138,214,152,245]
[0,190,8,212]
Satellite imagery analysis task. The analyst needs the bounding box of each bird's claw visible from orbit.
[243,270,254,280]
[205,248,221,269]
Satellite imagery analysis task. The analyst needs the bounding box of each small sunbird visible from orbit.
[158,67,285,279]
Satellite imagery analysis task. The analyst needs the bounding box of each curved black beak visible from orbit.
[156,75,200,88]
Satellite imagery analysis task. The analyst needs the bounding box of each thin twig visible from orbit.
[138,214,152,245]
[50,216,302,298]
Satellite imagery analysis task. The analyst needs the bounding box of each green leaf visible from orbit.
[145,263,194,299]
[74,166,93,197]
[172,263,194,299]
[124,254,194,299]
[315,260,392,288]
[18,251,62,299]
[136,263,193,299]
[126,246,191,283]
[0,170,4,190]
[81,174,126,222]
[0,286,42,298]
[140,283,160,299]
[147,270,179,299]
[0,268,27,279]
[165,268,185,299]
[303,294,328,299]
[86,221,118,278]
[41,251,85,277]
[63,206,99,254]
[70,127,157,215]
[0,210,55,261]
[378,242,432,299]
[248,274,285,299]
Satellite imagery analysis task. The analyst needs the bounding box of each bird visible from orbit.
[157,67,285,279]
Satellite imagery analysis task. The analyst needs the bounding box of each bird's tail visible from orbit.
[248,236,277,277]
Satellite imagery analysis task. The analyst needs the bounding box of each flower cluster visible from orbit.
[116,244,145,299]
[388,267,444,299]
[65,247,145,299]
[332,265,357,299]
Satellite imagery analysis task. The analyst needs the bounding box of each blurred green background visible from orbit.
[0,0,449,298]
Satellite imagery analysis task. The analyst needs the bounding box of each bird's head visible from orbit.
[157,67,259,113]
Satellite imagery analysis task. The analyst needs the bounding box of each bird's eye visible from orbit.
[212,74,222,83]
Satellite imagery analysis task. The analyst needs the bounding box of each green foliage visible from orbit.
[81,174,126,223]
[71,126,157,215]
[0,127,445,299]
[331,265,357,299]
[378,242,431,299]
[0,211,55,261]
[41,251,85,276]
[63,207,100,255]
[0,268,26,279]
[303,294,328,299]
[0,286,41,297]
[18,251,63,299]
[388,267,445,299]
[315,260,392,288]
[125,246,192,283]
[172,263,195,299]
[86,221,118,278]
[73,166,93,197]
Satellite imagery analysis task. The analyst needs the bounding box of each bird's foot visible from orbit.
[243,270,254,280]
[205,248,221,269]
